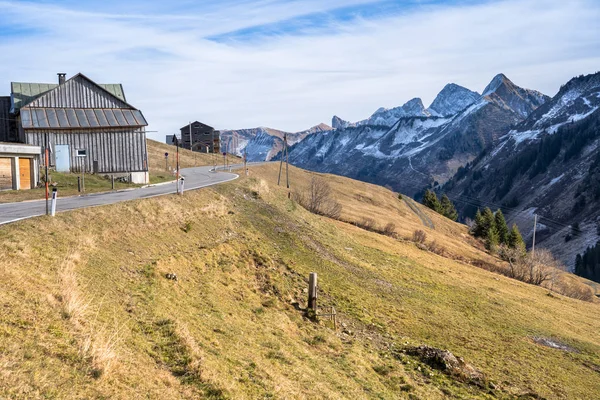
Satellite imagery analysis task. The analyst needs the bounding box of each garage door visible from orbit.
[19,158,31,190]
[0,158,12,190]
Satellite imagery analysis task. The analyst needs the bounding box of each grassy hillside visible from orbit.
[0,164,599,399]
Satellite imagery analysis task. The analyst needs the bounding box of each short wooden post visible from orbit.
[111,175,115,190]
[308,272,317,312]
[332,306,337,330]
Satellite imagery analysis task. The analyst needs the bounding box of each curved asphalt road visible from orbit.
[0,164,245,225]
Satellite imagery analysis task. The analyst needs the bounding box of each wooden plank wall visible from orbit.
[0,158,12,190]
[27,75,129,109]
[25,129,148,174]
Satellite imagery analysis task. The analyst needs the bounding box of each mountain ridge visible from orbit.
[287,73,549,197]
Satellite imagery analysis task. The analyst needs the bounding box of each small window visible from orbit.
[76,149,87,157]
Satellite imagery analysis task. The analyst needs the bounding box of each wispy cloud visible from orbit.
[0,0,598,139]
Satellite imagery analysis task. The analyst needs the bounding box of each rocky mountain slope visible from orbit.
[221,123,332,161]
[444,72,600,269]
[287,74,549,197]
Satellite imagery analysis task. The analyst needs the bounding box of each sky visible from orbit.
[0,0,599,141]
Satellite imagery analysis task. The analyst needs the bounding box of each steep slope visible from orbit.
[445,72,600,270]
[0,163,598,399]
[221,124,333,161]
[482,73,549,118]
[289,74,548,197]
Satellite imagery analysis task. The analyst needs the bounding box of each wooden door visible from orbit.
[0,158,12,190]
[19,158,31,190]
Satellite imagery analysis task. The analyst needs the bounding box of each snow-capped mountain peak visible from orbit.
[482,73,510,96]
[427,83,480,117]
[480,73,550,118]
[332,115,355,129]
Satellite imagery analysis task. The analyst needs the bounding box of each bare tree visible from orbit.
[383,222,396,237]
[412,230,427,244]
[523,250,564,286]
[292,176,342,219]
[499,246,564,286]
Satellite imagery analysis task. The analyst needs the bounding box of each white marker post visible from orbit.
[179,176,185,195]
[50,188,58,217]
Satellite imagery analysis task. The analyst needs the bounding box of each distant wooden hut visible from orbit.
[180,121,220,153]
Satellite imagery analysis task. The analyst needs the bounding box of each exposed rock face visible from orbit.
[482,73,549,118]
[428,83,480,117]
[405,345,486,386]
[332,115,354,129]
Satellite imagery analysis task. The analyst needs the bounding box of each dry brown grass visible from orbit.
[58,250,120,379]
[147,139,241,171]
[0,162,599,399]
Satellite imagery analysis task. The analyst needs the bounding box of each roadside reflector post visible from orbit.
[308,272,318,312]
[50,188,58,217]
[179,176,185,195]
[77,176,81,192]
[111,175,115,190]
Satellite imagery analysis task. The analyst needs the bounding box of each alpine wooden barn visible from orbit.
[3,73,150,184]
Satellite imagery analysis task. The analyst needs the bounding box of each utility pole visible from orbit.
[174,135,180,193]
[532,214,538,256]
[45,132,49,215]
[285,133,289,189]
[189,121,192,150]
[277,133,290,189]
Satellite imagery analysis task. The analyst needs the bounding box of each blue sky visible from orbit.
[0,0,599,139]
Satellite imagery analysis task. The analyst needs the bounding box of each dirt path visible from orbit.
[402,197,435,229]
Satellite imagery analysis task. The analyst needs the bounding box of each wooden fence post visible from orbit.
[308,272,317,312]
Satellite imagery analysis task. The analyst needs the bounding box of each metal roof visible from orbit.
[180,121,214,131]
[21,107,147,129]
[11,81,126,112]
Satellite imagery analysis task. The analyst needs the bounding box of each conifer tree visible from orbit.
[486,227,499,253]
[481,207,496,236]
[422,190,441,213]
[472,209,486,237]
[440,194,458,221]
[494,209,509,245]
[507,223,526,253]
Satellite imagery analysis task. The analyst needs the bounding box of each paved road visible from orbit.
[0,164,245,225]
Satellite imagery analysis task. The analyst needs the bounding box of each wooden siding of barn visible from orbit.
[26,75,130,110]
[26,129,148,174]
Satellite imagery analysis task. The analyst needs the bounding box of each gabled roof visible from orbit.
[180,121,214,131]
[11,73,127,113]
